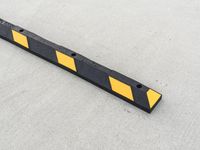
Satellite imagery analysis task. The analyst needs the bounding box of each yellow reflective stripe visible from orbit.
[147,89,161,108]
[12,30,29,48]
[56,51,77,72]
[109,76,134,101]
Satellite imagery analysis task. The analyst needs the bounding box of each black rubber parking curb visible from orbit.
[0,18,162,113]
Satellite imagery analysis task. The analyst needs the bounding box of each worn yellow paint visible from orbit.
[12,30,29,48]
[109,76,134,101]
[56,51,77,72]
[147,89,161,108]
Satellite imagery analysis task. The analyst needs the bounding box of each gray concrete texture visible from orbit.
[0,0,200,149]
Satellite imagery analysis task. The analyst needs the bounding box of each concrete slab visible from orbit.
[0,0,200,149]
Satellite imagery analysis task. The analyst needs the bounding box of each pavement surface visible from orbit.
[0,0,200,149]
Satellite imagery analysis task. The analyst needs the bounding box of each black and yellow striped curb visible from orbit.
[0,18,162,113]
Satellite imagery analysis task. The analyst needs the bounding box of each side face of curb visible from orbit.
[0,18,162,113]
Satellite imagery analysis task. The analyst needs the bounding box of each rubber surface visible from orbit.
[0,18,162,113]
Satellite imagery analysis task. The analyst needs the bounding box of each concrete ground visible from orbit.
[0,0,200,149]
